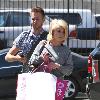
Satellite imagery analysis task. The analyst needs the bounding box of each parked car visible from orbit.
[0,9,51,49]
[86,42,100,100]
[0,9,76,50]
[44,8,99,55]
[87,42,100,84]
[0,48,88,99]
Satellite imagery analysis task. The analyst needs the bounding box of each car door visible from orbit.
[0,49,22,97]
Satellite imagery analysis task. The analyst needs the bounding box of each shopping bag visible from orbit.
[16,62,68,100]
[16,72,57,100]
[55,78,68,100]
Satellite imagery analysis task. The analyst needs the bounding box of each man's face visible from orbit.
[31,12,45,30]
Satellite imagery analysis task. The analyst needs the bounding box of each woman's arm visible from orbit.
[59,52,73,76]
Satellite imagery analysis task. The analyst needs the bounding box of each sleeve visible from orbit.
[13,31,28,48]
[59,49,73,76]
[28,41,45,67]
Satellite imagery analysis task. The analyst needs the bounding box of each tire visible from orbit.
[86,84,91,99]
[64,77,78,99]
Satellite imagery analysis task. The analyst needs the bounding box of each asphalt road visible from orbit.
[0,92,90,100]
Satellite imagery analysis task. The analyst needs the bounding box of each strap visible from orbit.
[26,31,48,60]
[24,40,47,73]
[22,31,48,73]
[45,45,71,61]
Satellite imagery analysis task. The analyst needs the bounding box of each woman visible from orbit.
[16,19,73,100]
[29,19,73,77]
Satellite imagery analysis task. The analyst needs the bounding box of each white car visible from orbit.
[44,9,99,55]
[0,9,76,50]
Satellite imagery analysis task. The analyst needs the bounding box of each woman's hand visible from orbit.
[48,62,60,70]
[40,52,50,63]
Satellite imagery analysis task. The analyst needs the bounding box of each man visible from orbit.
[5,7,48,72]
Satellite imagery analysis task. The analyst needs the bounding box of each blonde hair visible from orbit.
[47,19,68,41]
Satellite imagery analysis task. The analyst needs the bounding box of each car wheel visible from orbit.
[86,84,91,99]
[64,77,78,99]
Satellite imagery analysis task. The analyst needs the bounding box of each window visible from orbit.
[0,12,8,27]
[96,16,100,24]
[0,11,31,27]
[9,12,30,26]
[45,13,82,25]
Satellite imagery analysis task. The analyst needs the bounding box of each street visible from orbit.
[0,92,90,100]
[75,92,89,100]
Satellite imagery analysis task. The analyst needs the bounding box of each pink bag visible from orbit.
[56,78,68,100]
[31,62,52,73]
[16,62,68,100]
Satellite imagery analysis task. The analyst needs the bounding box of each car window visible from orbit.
[0,12,8,27]
[95,16,100,24]
[7,12,30,26]
[45,13,82,25]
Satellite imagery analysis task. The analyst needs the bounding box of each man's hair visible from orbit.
[31,6,45,18]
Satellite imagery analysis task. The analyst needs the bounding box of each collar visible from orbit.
[29,28,44,37]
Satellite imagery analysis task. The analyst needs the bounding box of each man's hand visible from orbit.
[16,55,27,64]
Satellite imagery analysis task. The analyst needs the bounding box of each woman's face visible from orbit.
[52,26,65,43]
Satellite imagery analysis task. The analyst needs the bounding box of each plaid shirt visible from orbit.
[13,29,44,56]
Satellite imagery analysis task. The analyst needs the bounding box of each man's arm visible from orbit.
[5,46,26,63]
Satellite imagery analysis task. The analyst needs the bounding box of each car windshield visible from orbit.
[45,13,82,25]
[0,11,31,27]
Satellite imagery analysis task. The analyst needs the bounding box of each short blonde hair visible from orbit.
[47,19,68,41]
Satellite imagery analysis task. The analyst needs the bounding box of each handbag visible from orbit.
[16,61,69,100]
